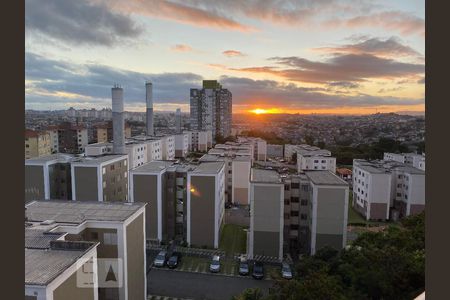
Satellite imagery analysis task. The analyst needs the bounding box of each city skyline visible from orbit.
[25,0,424,115]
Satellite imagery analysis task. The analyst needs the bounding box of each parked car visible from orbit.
[252,262,264,280]
[153,250,167,267]
[167,252,181,269]
[239,257,249,276]
[209,255,221,273]
[281,262,293,279]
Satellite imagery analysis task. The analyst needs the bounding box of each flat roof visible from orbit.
[191,162,225,174]
[305,171,349,186]
[251,168,281,183]
[25,228,65,249]
[25,153,75,164]
[71,154,127,166]
[131,160,175,173]
[26,200,145,224]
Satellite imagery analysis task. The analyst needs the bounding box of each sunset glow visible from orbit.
[249,108,281,115]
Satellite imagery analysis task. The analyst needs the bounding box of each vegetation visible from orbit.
[216,134,237,144]
[241,130,290,145]
[234,212,425,300]
[330,138,411,165]
[219,224,247,255]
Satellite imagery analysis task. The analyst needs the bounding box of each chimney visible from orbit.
[112,84,125,154]
[146,81,154,136]
[175,108,181,134]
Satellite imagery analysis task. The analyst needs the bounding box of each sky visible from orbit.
[25,0,425,114]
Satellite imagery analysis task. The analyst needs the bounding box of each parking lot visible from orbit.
[147,268,274,300]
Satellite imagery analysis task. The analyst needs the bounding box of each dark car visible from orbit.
[252,262,264,280]
[167,253,181,269]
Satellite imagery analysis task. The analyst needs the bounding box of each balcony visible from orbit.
[176,177,184,186]
[176,190,184,199]
[176,203,184,212]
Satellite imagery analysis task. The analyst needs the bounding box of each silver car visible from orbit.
[153,251,167,267]
[281,262,293,279]
[209,255,221,273]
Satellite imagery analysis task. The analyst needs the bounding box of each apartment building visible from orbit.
[45,126,59,153]
[85,141,148,170]
[174,133,189,158]
[57,123,88,154]
[71,155,129,202]
[25,154,74,202]
[130,161,225,248]
[95,121,132,143]
[248,168,349,259]
[353,159,425,220]
[284,144,336,173]
[200,154,251,205]
[25,130,52,159]
[158,135,175,160]
[25,200,147,300]
[237,136,267,161]
[248,169,284,261]
[129,136,163,161]
[384,152,426,171]
[184,130,212,152]
[190,80,232,141]
[267,144,284,158]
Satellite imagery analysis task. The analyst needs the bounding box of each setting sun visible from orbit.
[249,108,281,115]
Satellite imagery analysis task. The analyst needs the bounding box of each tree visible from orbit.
[304,135,315,146]
[232,288,264,300]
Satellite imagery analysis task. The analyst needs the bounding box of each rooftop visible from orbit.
[25,242,96,286]
[25,153,75,164]
[131,160,175,173]
[305,171,349,186]
[336,168,352,175]
[70,154,127,165]
[25,200,146,224]
[251,168,281,184]
[191,161,225,174]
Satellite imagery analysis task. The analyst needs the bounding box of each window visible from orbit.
[124,172,127,178]
[397,193,402,197]
[290,224,299,230]
[103,232,117,245]
[398,175,402,179]
[314,160,319,163]
[291,197,299,203]
[300,214,307,220]
[321,160,326,163]
[284,213,290,219]
[397,184,402,188]
[284,184,290,191]
[290,211,299,216]
[301,185,309,191]
[284,199,290,205]
[102,167,106,174]
[103,181,106,188]
[301,199,308,206]
[110,165,115,171]
[91,232,98,240]
[25,144,29,148]
[291,182,300,189]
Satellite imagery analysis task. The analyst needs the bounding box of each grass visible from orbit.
[219,224,247,255]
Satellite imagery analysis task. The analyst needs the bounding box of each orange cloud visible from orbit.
[223,50,246,57]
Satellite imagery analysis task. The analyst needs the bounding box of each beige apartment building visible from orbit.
[25,130,52,159]
[131,161,226,248]
[71,154,129,202]
[25,200,147,300]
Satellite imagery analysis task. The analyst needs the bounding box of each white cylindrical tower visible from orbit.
[146,81,154,136]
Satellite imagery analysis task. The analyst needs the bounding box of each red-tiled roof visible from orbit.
[336,168,352,175]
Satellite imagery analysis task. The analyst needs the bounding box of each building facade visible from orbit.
[25,130,52,159]
[190,80,232,141]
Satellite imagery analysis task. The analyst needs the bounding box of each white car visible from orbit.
[281,262,293,279]
[153,251,167,267]
[209,255,221,273]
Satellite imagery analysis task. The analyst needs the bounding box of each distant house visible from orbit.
[336,168,352,182]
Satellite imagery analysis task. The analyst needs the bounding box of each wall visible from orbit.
[232,160,251,205]
[190,175,216,248]
[102,159,128,202]
[126,214,145,300]
[132,174,158,240]
[25,165,45,202]
[74,166,98,201]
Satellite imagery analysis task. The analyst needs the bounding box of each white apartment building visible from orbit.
[353,159,425,220]
[185,130,212,152]
[237,136,267,161]
[284,144,336,173]
[159,135,175,160]
[175,133,189,158]
[384,152,426,171]
[85,141,148,170]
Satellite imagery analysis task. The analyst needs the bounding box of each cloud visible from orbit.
[25,0,144,46]
[171,44,193,52]
[99,0,255,32]
[231,53,424,84]
[314,36,421,58]
[219,76,423,108]
[325,11,424,36]
[222,50,246,57]
[25,52,202,109]
[25,52,423,111]
[417,77,425,84]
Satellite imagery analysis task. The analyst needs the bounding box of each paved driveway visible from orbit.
[147,268,274,300]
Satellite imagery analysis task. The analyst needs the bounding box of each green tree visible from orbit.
[232,288,264,300]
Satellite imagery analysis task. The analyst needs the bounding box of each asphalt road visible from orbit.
[147,268,274,300]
